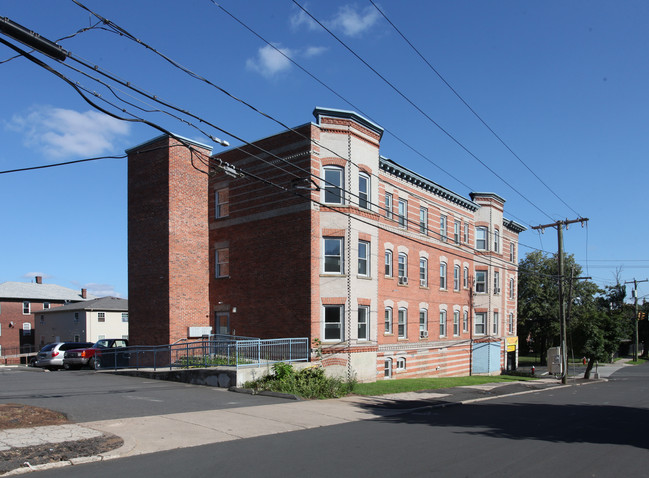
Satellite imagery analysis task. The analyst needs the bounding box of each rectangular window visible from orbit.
[40,315,45,326]
[439,310,447,337]
[358,241,370,277]
[43,302,50,310]
[493,312,499,335]
[510,243,516,263]
[463,310,469,332]
[398,253,408,285]
[464,223,469,243]
[453,310,460,336]
[324,167,344,204]
[420,207,428,235]
[475,270,487,293]
[324,305,344,341]
[476,227,488,250]
[358,306,369,340]
[216,248,230,278]
[122,313,129,323]
[475,312,486,335]
[440,215,447,242]
[324,238,343,274]
[494,271,500,294]
[73,312,79,324]
[359,173,370,209]
[22,301,30,315]
[419,309,428,338]
[419,258,428,287]
[463,266,469,289]
[215,188,229,218]
[385,192,393,219]
[385,250,393,277]
[454,220,461,244]
[73,334,80,342]
[454,265,460,291]
[384,307,393,334]
[398,199,408,228]
[510,278,515,299]
[398,308,407,338]
[396,357,406,370]
[98,312,105,323]
[440,262,447,289]
[508,313,514,334]
[384,358,392,377]
[494,229,500,253]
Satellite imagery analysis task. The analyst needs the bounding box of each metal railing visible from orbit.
[95,336,310,371]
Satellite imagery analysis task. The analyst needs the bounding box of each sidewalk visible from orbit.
[0,363,627,475]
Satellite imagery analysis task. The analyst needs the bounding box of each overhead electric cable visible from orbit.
[368,0,580,218]
[0,154,126,175]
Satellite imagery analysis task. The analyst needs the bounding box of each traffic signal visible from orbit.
[638,312,647,320]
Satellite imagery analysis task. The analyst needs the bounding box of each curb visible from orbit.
[228,386,301,401]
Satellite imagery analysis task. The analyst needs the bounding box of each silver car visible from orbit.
[35,342,94,370]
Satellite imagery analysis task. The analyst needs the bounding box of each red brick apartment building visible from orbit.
[127,107,524,381]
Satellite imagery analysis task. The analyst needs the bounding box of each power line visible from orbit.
[0,154,126,175]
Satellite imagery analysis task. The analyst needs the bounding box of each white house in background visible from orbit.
[35,297,129,345]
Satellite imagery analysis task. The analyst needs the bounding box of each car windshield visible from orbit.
[40,343,57,352]
[95,340,110,348]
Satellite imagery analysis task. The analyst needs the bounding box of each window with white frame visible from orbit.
[494,271,500,294]
[384,357,392,377]
[398,253,408,284]
[419,309,428,338]
[493,312,499,335]
[439,310,447,337]
[453,310,460,336]
[324,238,343,274]
[419,257,428,287]
[385,250,393,277]
[510,243,516,262]
[396,357,406,370]
[454,220,461,244]
[463,266,469,289]
[324,305,344,341]
[98,312,105,323]
[398,199,408,228]
[475,312,486,335]
[476,226,488,250]
[323,166,344,204]
[216,248,230,278]
[494,228,500,253]
[398,308,407,338]
[475,270,487,293]
[385,192,393,219]
[464,223,469,243]
[22,301,30,315]
[122,313,129,322]
[510,277,515,299]
[384,307,393,334]
[440,262,447,289]
[358,172,370,209]
[215,188,229,218]
[508,313,514,334]
[358,306,369,340]
[440,215,447,242]
[74,312,79,324]
[358,240,370,277]
[463,310,469,332]
[420,207,428,235]
[454,265,460,291]
[43,302,50,310]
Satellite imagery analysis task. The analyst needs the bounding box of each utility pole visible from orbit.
[532,217,588,384]
[625,278,648,362]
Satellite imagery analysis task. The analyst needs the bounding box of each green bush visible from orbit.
[244,362,355,399]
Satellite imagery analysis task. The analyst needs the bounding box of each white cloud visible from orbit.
[290,7,319,31]
[7,106,130,159]
[85,283,122,298]
[304,46,328,58]
[246,44,293,78]
[328,4,381,37]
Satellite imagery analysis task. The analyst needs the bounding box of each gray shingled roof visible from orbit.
[0,282,96,301]
[37,296,128,313]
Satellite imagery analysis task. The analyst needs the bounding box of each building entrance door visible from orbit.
[215,312,230,335]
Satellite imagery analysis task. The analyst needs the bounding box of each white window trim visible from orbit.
[358,240,370,277]
[385,250,393,277]
[398,308,407,339]
[323,305,344,342]
[419,257,428,287]
[323,166,344,205]
[358,172,370,210]
[358,305,369,341]
[439,310,447,337]
[384,307,393,335]
[419,309,428,338]
[323,237,344,274]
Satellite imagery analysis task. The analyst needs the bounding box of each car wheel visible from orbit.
[63,363,71,370]
[89,357,98,370]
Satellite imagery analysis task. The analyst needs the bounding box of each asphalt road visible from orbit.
[15,363,649,478]
[0,366,287,422]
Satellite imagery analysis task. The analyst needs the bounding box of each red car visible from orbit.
[63,339,129,370]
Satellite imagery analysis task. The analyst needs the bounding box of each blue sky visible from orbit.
[1,0,648,300]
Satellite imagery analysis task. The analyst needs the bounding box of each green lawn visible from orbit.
[353,375,535,396]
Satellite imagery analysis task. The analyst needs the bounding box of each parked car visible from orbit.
[63,339,129,370]
[35,342,94,371]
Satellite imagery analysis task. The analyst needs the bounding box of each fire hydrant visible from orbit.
[582,357,587,365]
[531,365,535,376]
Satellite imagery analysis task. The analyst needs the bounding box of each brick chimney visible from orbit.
[81,288,87,299]
[35,276,42,284]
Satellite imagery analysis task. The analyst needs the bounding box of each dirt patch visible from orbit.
[0,403,69,430]
[0,404,123,475]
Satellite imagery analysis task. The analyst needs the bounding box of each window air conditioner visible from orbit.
[420,279,427,287]
[398,276,408,285]
[420,330,428,338]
